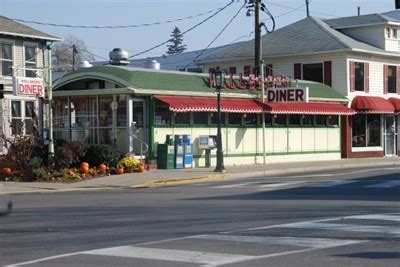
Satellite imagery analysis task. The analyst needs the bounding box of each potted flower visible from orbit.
[119,156,140,173]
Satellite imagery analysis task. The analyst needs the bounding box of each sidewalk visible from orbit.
[1,157,400,195]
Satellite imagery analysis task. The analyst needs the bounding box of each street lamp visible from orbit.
[213,66,225,172]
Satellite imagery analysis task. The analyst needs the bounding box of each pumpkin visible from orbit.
[80,165,89,174]
[80,162,89,169]
[114,166,124,175]
[98,164,107,173]
[137,164,145,173]
[2,167,12,175]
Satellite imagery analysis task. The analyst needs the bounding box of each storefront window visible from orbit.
[273,114,286,126]
[132,100,144,126]
[117,95,127,127]
[327,115,339,126]
[302,63,323,83]
[243,114,257,126]
[53,97,69,128]
[302,115,313,126]
[352,114,367,147]
[193,112,208,125]
[98,96,112,127]
[265,114,272,126]
[71,97,97,128]
[355,62,364,91]
[367,114,381,146]
[288,115,301,126]
[174,112,190,125]
[315,115,326,126]
[155,101,171,125]
[211,112,226,125]
[228,113,242,125]
[387,65,397,94]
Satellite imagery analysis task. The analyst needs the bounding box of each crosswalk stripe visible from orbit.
[308,180,358,187]
[81,246,257,265]
[257,181,305,189]
[366,180,400,188]
[191,234,364,249]
[346,214,400,222]
[280,222,400,235]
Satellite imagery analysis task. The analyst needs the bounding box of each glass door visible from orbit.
[384,115,397,156]
[128,98,147,157]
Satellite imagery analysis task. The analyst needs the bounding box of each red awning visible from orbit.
[388,97,400,112]
[351,96,395,113]
[263,102,356,115]
[154,95,264,113]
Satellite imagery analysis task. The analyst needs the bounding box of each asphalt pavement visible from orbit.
[1,157,400,195]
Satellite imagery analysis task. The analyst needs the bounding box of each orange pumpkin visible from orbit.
[2,167,12,175]
[114,166,124,175]
[137,164,145,173]
[80,165,89,174]
[80,162,89,169]
[98,164,107,173]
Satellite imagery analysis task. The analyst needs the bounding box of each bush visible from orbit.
[54,146,74,169]
[68,141,89,166]
[32,167,50,181]
[27,157,43,171]
[84,145,121,168]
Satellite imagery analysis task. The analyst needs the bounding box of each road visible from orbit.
[1,166,399,266]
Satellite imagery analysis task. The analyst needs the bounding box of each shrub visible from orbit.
[84,145,121,168]
[32,167,50,181]
[68,141,89,166]
[119,156,140,170]
[27,157,43,171]
[54,146,74,169]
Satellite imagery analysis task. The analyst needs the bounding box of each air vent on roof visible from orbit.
[78,60,93,69]
[109,48,130,66]
[143,59,160,70]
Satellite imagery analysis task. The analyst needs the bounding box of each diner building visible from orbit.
[52,65,355,166]
[197,12,400,158]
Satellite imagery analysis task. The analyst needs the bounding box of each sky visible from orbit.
[0,0,396,61]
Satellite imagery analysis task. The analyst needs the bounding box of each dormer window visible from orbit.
[386,27,398,39]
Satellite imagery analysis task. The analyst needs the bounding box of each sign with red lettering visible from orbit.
[13,77,44,97]
[267,87,309,102]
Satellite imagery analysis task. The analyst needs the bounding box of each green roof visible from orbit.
[53,65,347,101]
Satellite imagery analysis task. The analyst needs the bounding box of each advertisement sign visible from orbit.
[13,77,44,97]
[267,87,309,102]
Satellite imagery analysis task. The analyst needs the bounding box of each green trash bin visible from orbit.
[157,144,175,169]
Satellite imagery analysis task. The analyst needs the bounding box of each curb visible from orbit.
[131,173,229,188]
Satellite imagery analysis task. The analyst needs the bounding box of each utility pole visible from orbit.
[72,44,76,71]
[305,0,310,17]
[254,0,261,75]
[46,44,54,164]
[357,6,360,16]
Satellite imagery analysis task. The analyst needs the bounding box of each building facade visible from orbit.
[197,12,400,158]
[0,16,59,153]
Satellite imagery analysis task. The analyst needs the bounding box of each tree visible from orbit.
[52,35,95,71]
[166,26,187,55]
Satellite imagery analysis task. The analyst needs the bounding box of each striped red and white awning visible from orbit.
[264,102,355,115]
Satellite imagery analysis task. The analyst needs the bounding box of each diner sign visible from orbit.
[13,77,44,97]
[267,87,309,102]
[208,73,291,90]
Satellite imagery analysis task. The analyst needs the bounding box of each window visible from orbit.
[265,114,272,126]
[227,113,242,125]
[117,95,127,127]
[24,45,37,77]
[354,62,364,91]
[273,114,286,126]
[211,112,226,125]
[315,115,326,126]
[352,114,381,147]
[327,115,339,126]
[288,115,301,126]
[386,27,398,39]
[243,113,257,126]
[393,28,398,39]
[387,65,397,94]
[302,63,323,83]
[302,115,313,126]
[193,112,208,125]
[174,112,190,125]
[11,100,35,135]
[386,27,391,38]
[155,100,171,125]
[132,100,144,126]
[1,43,13,76]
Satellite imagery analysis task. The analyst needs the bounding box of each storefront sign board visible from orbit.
[267,87,309,102]
[13,77,44,97]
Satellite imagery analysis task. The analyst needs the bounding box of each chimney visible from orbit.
[396,0,400,9]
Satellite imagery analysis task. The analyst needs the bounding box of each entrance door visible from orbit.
[128,98,148,157]
[384,115,397,156]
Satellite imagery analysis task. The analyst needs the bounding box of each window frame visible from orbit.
[302,62,324,83]
[23,42,38,78]
[387,65,397,94]
[10,99,35,136]
[0,40,14,78]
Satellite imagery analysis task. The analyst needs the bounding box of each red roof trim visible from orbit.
[351,96,395,114]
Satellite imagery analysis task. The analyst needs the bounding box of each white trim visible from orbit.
[22,41,38,77]
[352,146,383,152]
[0,30,60,41]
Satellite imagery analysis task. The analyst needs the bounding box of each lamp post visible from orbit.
[213,67,225,172]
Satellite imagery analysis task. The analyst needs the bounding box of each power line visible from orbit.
[184,1,246,69]
[10,7,227,29]
[268,1,339,18]
[128,0,236,59]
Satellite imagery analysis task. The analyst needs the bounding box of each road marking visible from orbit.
[212,182,259,188]
[280,222,400,235]
[82,246,257,266]
[257,181,305,189]
[346,214,400,222]
[308,180,358,187]
[286,167,400,178]
[366,180,400,188]
[192,234,364,249]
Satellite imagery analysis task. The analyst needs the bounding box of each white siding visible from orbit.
[341,26,385,50]
[386,39,399,52]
